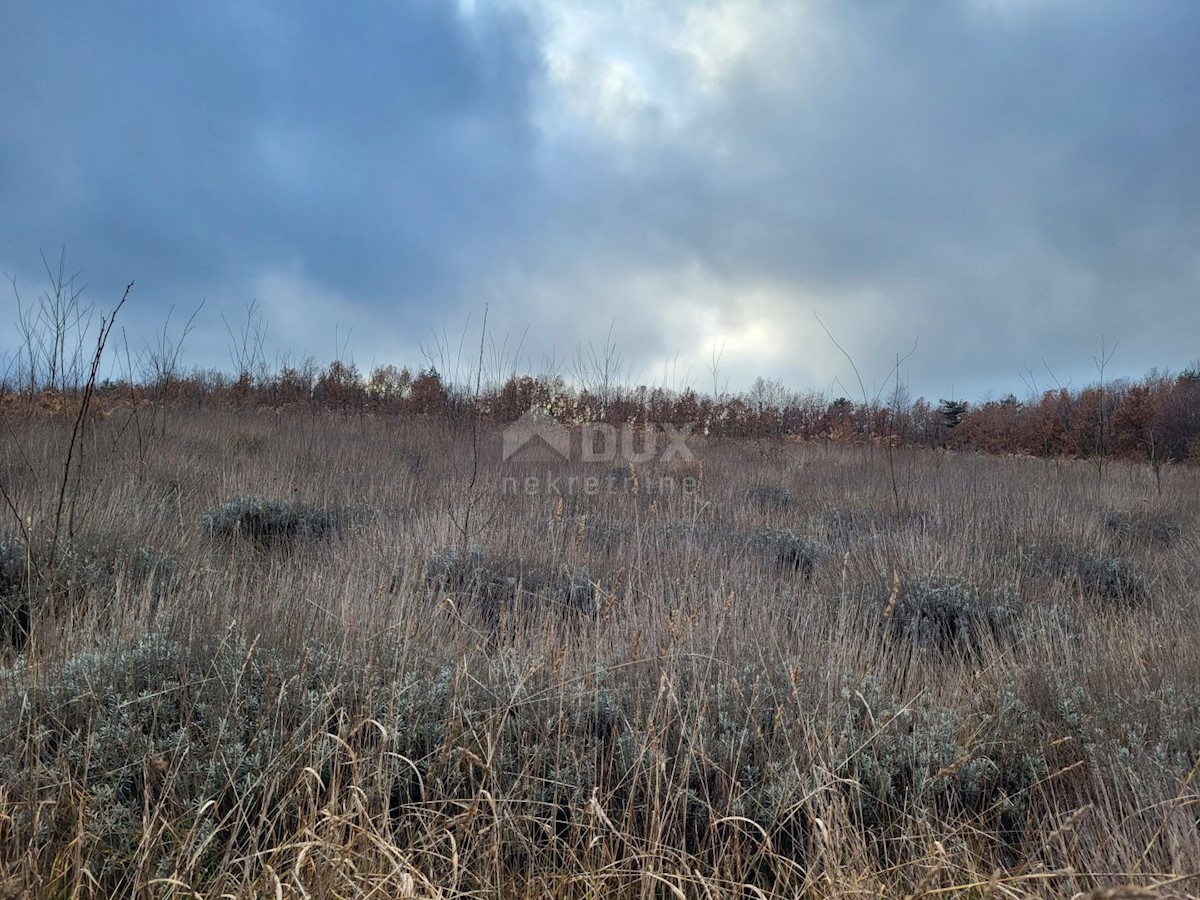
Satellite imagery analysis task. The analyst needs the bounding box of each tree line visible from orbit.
[21,356,1189,467]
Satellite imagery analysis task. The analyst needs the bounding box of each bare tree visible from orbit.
[223,299,269,401]
[0,279,131,650]
[571,322,629,421]
[814,312,917,510]
[421,309,517,550]
[1092,335,1118,483]
[144,301,204,400]
[8,248,95,394]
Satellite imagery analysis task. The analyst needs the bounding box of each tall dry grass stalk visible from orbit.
[0,408,1197,897]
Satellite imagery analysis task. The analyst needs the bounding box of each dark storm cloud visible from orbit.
[1,1,540,343]
[728,1,1200,293]
[2,1,1197,398]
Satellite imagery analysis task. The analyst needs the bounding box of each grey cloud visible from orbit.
[1,1,541,318]
[516,0,1200,395]
[2,1,1197,400]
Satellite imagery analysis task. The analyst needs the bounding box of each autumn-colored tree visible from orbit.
[494,374,536,421]
[314,359,365,411]
[408,367,446,415]
[1023,389,1074,458]
[671,388,706,429]
[954,395,1023,454]
[1166,369,1200,462]
[1110,379,1164,460]
[273,359,318,407]
[366,364,409,407]
[647,386,674,426]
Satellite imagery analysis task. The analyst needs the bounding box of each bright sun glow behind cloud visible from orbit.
[521,0,815,146]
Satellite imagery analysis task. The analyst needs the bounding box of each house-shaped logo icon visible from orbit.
[502,410,572,463]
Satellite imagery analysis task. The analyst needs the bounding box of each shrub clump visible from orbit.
[839,679,1044,853]
[1074,553,1150,607]
[742,483,795,510]
[747,529,827,576]
[598,465,666,501]
[0,538,33,646]
[1101,508,1182,549]
[885,574,1019,657]
[583,520,634,554]
[604,464,634,489]
[652,521,725,554]
[812,506,929,546]
[0,633,394,892]
[1,538,182,649]
[424,544,599,627]
[1020,543,1150,608]
[200,495,341,547]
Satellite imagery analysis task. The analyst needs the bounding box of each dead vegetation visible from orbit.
[0,408,1197,897]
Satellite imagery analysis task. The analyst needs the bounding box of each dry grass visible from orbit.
[0,408,1198,898]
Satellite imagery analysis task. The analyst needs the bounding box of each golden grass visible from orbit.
[0,407,1197,898]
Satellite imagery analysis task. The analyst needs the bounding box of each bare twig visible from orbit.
[51,281,131,555]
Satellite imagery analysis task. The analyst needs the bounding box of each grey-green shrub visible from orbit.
[747,528,827,576]
[1074,553,1150,606]
[200,495,341,547]
[0,537,32,647]
[0,538,181,649]
[1102,508,1182,549]
[1021,542,1150,608]
[838,679,1044,854]
[813,505,930,547]
[0,633,408,893]
[742,483,794,510]
[424,544,599,627]
[886,574,1019,657]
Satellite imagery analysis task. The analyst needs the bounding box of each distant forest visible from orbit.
[9,353,1197,469]
[5,274,1197,466]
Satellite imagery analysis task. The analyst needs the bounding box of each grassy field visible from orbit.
[1,406,1198,897]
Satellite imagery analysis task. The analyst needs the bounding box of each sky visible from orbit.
[2,0,1198,403]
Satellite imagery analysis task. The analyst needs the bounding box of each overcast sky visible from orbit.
[2,0,1197,402]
